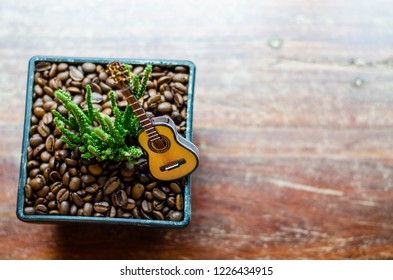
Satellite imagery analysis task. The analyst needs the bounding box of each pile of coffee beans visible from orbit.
[24,61,190,221]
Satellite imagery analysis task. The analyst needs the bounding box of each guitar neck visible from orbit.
[121,87,160,141]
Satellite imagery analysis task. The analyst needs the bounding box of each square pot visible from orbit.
[17,56,196,228]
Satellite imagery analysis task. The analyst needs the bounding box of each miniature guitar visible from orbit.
[107,62,199,181]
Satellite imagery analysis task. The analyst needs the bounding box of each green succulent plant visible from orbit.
[52,64,152,163]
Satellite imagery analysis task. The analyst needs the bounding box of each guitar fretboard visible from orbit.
[121,87,160,141]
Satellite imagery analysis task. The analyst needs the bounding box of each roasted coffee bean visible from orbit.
[25,184,33,199]
[108,206,116,218]
[33,143,45,157]
[58,201,70,215]
[114,190,128,207]
[49,210,59,215]
[123,198,136,210]
[167,196,175,208]
[36,61,52,72]
[57,63,68,72]
[45,135,55,153]
[131,183,145,199]
[56,188,69,202]
[175,194,184,210]
[46,191,55,201]
[27,160,40,170]
[81,174,96,184]
[175,66,188,73]
[153,200,165,211]
[94,201,110,213]
[69,177,82,191]
[82,62,96,73]
[49,64,57,78]
[50,181,63,194]
[70,204,78,216]
[35,204,48,214]
[104,176,120,194]
[62,172,71,187]
[64,158,78,167]
[132,207,141,219]
[83,193,93,202]
[145,182,157,191]
[83,202,93,216]
[29,168,40,178]
[151,210,164,220]
[152,188,166,201]
[43,100,57,112]
[30,134,43,147]
[70,67,84,81]
[145,191,154,201]
[36,185,50,197]
[91,92,103,103]
[163,90,174,101]
[161,185,171,193]
[33,107,45,118]
[174,82,187,94]
[43,86,54,96]
[173,73,187,83]
[48,200,57,210]
[30,176,46,191]
[157,76,171,86]
[24,206,35,215]
[85,183,99,194]
[71,192,84,207]
[42,112,53,125]
[141,200,153,213]
[157,102,172,114]
[167,210,183,221]
[99,81,112,93]
[40,151,52,162]
[120,162,135,177]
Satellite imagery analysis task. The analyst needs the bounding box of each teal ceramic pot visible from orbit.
[17,56,196,228]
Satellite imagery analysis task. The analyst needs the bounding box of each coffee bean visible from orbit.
[175,194,183,210]
[163,90,174,102]
[24,184,33,199]
[49,77,62,90]
[145,191,154,201]
[36,61,52,72]
[42,112,53,125]
[33,143,45,158]
[30,176,46,191]
[36,185,50,197]
[81,174,96,184]
[62,172,71,187]
[151,210,164,220]
[59,201,70,215]
[173,73,188,83]
[145,182,157,191]
[30,134,43,147]
[50,181,63,194]
[56,188,69,202]
[24,206,35,215]
[70,204,78,216]
[70,67,84,81]
[27,160,40,170]
[45,135,54,153]
[35,204,48,214]
[104,176,120,194]
[114,190,128,207]
[174,66,188,73]
[174,82,187,93]
[64,158,78,167]
[120,162,135,177]
[69,177,82,191]
[157,76,171,86]
[157,102,172,114]
[131,183,145,199]
[123,198,136,210]
[33,107,45,118]
[98,71,108,82]
[94,201,110,213]
[43,86,54,96]
[57,63,68,72]
[99,81,112,93]
[141,200,153,213]
[82,62,96,73]
[152,188,166,200]
[83,202,93,216]
[71,192,84,207]
[167,196,175,208]
[167,210,183,221]
[153,200,165,211]
[40,151,52,163]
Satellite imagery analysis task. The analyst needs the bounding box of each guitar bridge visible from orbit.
[160,159,186,171]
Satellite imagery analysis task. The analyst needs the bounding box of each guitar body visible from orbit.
[137,116,199,181]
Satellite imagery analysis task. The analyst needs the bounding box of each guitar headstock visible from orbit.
[106,62,130,89]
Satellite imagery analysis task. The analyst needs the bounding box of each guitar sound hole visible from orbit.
[148,136,170,153]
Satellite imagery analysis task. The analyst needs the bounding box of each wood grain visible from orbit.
[0,0,393,259]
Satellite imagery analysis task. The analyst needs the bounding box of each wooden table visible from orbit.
[0,0,392,259]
